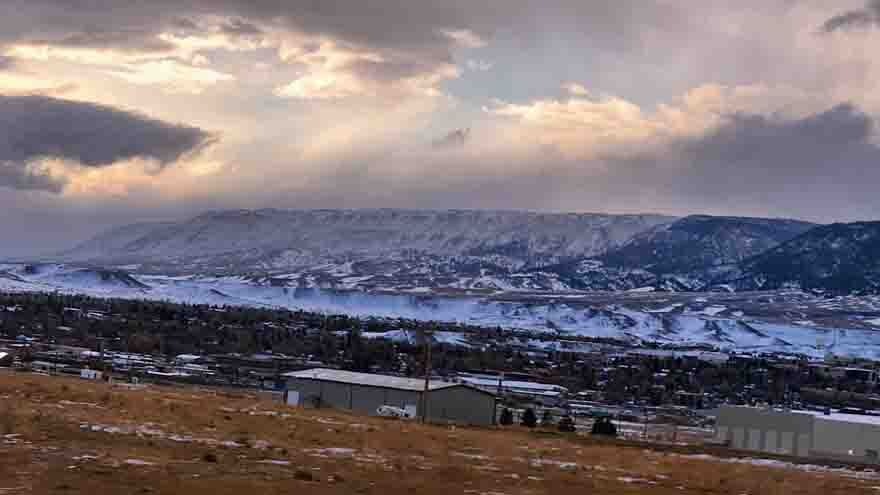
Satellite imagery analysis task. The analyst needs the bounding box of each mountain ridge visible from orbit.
[49,207,877,293]
[734,221,880,294]
[56,208,676,275]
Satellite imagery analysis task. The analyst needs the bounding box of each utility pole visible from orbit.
[495,371,505,425]
[420,329,433,423]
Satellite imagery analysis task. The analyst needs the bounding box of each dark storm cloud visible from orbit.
[0,95,213,192]
[822,0,880,32]
[599,103,880,221]
[675,104,874,190]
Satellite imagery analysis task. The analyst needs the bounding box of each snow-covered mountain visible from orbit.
[520,215,814,292]
[598,215,814,274]
[57,208,673,277]
[734,221,880,294]
[53,208,829,293]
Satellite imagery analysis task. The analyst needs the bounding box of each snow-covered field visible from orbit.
[4,264,880,360]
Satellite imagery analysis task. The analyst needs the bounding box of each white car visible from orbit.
[376,405,415,419]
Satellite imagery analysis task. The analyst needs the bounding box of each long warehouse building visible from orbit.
[716,405,880,463]
[284,368,497,426]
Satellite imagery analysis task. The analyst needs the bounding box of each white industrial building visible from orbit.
[284,368,497,426]
[456,374,568,404]
[716,405,880,463]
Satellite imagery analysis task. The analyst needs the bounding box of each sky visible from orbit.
[3,0,880,255]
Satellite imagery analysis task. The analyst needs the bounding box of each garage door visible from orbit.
[732,428,745,449]
[748,429,762,451]
[780,432,794,455]
[764,430,778,453]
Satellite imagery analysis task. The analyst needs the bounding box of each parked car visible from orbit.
[376,405,415,419]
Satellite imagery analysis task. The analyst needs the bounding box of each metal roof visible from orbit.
[283,368,461,392]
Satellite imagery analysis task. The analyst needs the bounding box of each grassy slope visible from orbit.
[0,372,874,495]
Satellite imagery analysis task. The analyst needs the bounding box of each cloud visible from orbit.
[0,55,16,71]
[0,71,78,96]
[487,83,831,160]
[0,1,484,100]
[466,59,493,72]
[105,59,235,94]
[439,29,487,48]
[273,35,460,99]
[432,128,471,149]
[0,1,739,105]
[563,83,590,96]
[0,95,213,192]
[31,28,177,53]
[219,18,263,36]
[2,14,263,93]
[661,103,880,198]
[0,161,64,192]
[822,1,880,32]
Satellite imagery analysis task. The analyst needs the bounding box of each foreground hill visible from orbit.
[0,372,872,494]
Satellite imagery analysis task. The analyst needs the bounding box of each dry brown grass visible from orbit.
[0,371,876,494]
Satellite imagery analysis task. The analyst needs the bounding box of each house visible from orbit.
[716,405,880,463]
[283,368,497,426]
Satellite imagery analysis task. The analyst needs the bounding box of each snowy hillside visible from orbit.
[735,221,880,294]
[4,263,880,360]
[52,208,831,293]
[58,209,673,272]
[40,208,880,295]
[598,215,814,274]
[521,216,813,292]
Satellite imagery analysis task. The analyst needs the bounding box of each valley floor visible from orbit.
[0,372,876,494]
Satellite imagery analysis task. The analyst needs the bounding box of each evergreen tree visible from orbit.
[521,407,537,428]
[541,409,554,427]
[499,408,514,426]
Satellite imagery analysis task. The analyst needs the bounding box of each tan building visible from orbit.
[284,368,497,426]
[717,405,880,462]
